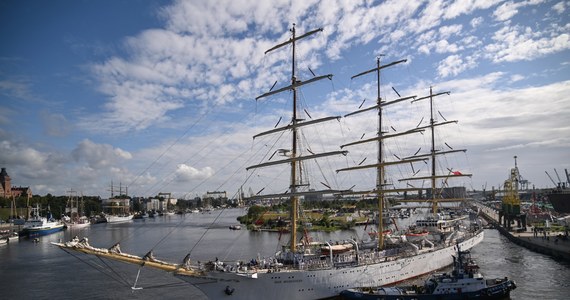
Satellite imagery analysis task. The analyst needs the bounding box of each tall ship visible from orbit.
[62,189,91,229]
[103,182,133,223]
[53,25,482,300]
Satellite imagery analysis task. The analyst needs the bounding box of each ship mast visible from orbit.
[338,57,425,249]
[251,24,347,252]
[400,87,472,213]
[290,25,300,252]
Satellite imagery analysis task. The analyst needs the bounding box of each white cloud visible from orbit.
[0,79,38,102]
[493,0,548,22]
[40,111,71,137]
[510,74,525,82]
[436,71,505,92]
[470,17,484,28]
[487,137,570,152]
[71,139,132,169]
[85,0,562,135]
[0,139,68,188]
[175,163,214,182]
[485,24,570,62]
[439,24,463,39]
[444,0,498,19]
[438,76,570,148]
[418,44,431,55]
[435,39,460,53]
[494,1,522,21]
[552,1,566,14]
[408,0,446,34]
[0,140,46,171]
[437,54,476,78]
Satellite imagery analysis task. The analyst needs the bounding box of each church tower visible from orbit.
[0,167,12,198]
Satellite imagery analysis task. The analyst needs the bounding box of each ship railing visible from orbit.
[296,257,332,270]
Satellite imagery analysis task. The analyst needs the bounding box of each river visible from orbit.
[1,208,568,299]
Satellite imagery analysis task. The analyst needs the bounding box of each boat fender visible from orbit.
[225,285,235,295]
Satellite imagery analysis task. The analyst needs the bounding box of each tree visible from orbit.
[237,205,267,225]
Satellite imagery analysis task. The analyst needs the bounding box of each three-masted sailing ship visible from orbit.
[53,25,483,300]
[62,189,90,229]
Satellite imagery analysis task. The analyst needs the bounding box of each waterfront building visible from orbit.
[0,167,32,201]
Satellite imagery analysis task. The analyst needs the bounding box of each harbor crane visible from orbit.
[499,156,526,231]
[545,169,569,188]
[545,171,557,187]
[554,169,562,186]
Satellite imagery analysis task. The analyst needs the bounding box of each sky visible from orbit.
[0,0,569,199]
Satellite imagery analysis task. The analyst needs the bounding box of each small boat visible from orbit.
[7,232,19,243]
[405,229,430,242]
[340,244,516,300]
[320,242,354,255]
[367,229,392,238]
[90,215,107,224]
[133,212,149,219]
[229,225,241,230]
[105,214,134,223]
[21,204,65,237]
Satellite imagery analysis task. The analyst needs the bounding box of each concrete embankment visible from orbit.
[473,201,570,261]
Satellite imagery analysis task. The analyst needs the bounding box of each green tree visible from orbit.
[237,205,268,224]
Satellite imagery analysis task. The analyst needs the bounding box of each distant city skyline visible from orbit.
[1,0,569,198]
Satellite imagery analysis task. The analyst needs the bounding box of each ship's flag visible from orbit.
[453,171,463,175]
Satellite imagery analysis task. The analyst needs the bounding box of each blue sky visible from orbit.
[1,0,569,199]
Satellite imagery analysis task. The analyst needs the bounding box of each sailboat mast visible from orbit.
[290,24,299,252]
[376,57,385,250]
[429,87,438,214]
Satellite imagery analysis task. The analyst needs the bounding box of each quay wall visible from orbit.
[473,201,570,261]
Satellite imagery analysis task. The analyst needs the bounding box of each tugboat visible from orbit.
[340,244,516,300]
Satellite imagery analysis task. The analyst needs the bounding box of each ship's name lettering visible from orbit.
[274,279,303,284]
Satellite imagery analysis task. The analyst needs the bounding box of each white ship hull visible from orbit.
[177,230,484,300]
[64,216,91,229]
[65,221,91,229]
[105,215,133,223]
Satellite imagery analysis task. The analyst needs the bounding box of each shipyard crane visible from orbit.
[554,168,562,186]
[566,169,570,185]
[545,171,557,187]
